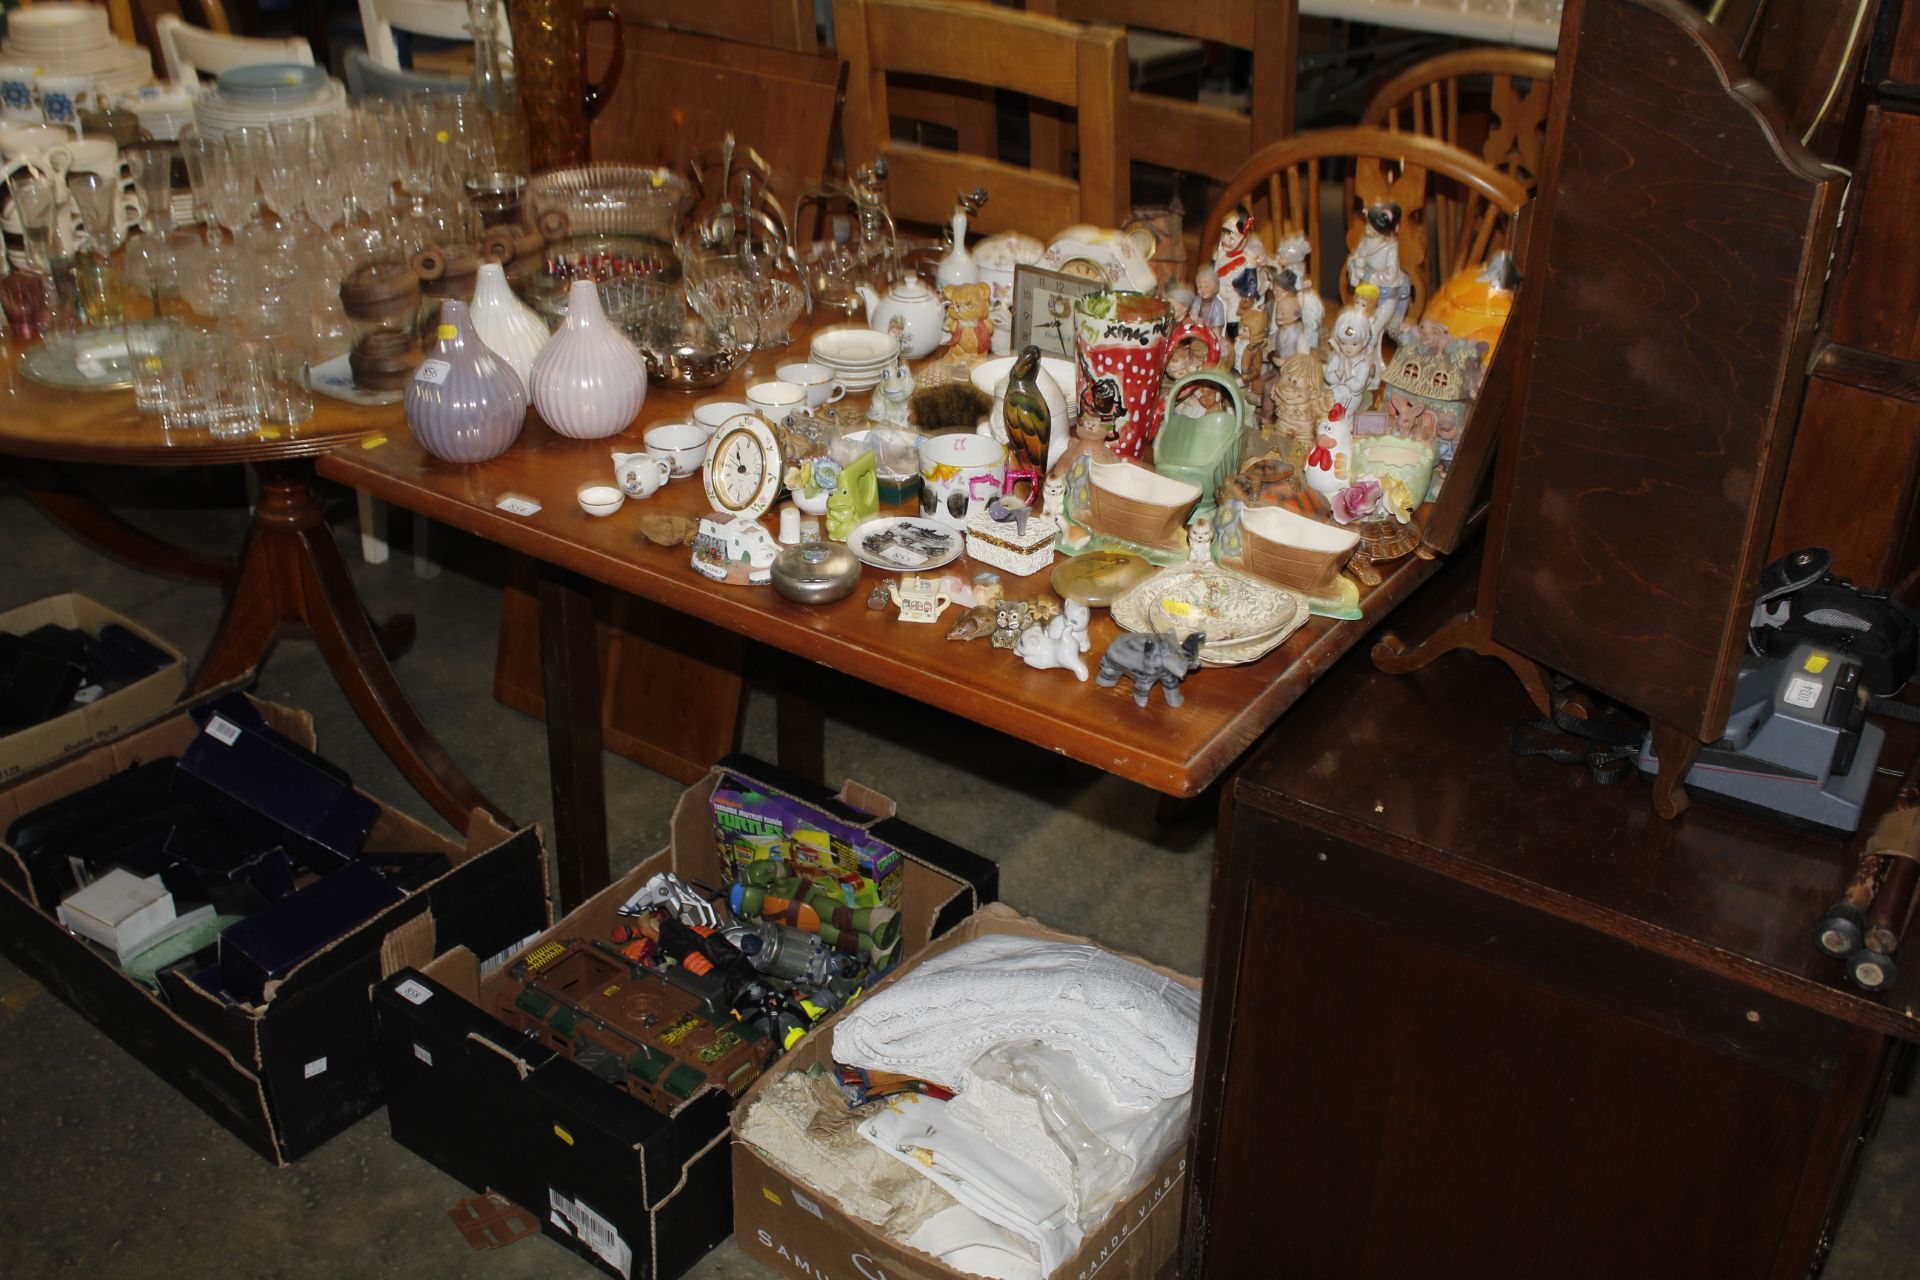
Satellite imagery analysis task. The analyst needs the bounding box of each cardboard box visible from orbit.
[0,692,550,1164]
[732,903,1194,1280]
[0,593,187,784]
[374,755,998,1280]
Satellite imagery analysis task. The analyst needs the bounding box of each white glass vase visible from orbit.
[467,261,549,393]
[529,278,647,439]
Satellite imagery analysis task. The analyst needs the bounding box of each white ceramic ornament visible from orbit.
[468,261,550,393]
[529,278,648,439]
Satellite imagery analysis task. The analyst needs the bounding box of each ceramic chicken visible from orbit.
[1002,345,1053,480]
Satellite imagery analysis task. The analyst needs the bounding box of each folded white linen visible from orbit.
[833,935,1200,1109]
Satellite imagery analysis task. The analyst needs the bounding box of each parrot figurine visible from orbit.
[1002,344,1054,491]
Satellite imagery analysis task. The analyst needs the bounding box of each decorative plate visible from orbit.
[845,516,961,572]
[304,353,402,406]
[19,324,160,391]
[1111,563,1307,648]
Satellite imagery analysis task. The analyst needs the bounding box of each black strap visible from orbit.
[1509,676,1647,785]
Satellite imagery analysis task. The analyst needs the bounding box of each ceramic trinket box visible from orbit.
[966,506,1059,577]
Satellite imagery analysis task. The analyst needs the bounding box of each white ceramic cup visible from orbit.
[776,361,846,409]
[34,75,89,126]
[692,399,753,438]
[644,421,707,477]
[745,380,807,428]
[918,433,1007,530]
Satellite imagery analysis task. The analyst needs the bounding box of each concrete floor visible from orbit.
[0,468,1913,1278]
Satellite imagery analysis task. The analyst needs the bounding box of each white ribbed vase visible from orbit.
[467,261,550,394]
[529,279,648,439]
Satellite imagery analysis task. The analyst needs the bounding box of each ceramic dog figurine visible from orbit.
[1097,628,1206,707]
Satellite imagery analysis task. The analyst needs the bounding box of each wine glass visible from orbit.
[303,116,354,268]
[260,118,315,252]
[347,105,399,253]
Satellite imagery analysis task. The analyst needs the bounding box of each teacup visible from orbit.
[776,361,846,409]
[692,399,753,438]
[35,75,90,126]
[643,422,707,477]
[745,380,806,428]
[918,432,1006,530]
[613,450,672,498]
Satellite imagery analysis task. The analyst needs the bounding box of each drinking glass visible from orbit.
[346,105,398,255]
[166,326,218,431]
[261,118,314,248]
[207,333,264,439]
[178,124,220,243]
[126,318,184,415]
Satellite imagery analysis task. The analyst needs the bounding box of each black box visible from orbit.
[0,692,550,1164]
[374,756,996,1280]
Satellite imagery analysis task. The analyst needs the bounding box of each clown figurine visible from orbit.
[1347,202,1410,337]
[1209,203,1269,331]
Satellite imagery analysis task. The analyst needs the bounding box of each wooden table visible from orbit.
[0,342,505,832]
[1188,557,1918,1277]
[320,329,1444,906]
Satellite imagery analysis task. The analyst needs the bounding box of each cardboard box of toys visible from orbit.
[0,593,187,784]
[731,904,1195,1280]
[0,689,549,1164]
[372,754,998,1280]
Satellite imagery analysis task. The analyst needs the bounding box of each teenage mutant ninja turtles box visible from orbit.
[710,763,910,923]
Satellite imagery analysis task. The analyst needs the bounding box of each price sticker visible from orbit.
[496,494,542,517]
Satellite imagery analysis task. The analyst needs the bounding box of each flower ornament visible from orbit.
[1379,476,1415,524]
[1331,477,1383,525]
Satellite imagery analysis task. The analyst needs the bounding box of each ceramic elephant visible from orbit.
[1097,629,1205,708]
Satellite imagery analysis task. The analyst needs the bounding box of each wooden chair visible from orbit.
[835,0,1130,236]
[1202,127,1529,326]
[1028,0,1298,183]
[356,0,511,71]
[1359,47,1557,195]
[153,13,313,82]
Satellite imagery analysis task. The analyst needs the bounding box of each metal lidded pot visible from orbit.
[771,542,862,604]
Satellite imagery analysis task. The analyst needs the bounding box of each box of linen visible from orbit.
[732,903,1197,1280]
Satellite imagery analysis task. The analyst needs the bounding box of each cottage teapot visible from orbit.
[855,272,945,359]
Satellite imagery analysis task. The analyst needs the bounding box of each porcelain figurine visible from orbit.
[1191,269,1229,342]
[888,575,953,624]
[1209,203,1269,332]
[868,359,915,429]
[1015,599,1091,680]
[941,282,993,359]
[1235,307,1268,402]
[945,603,999,641]
[1324,288,1388,409]
[990,598,1033,649]
[1304,401,1354,498]
[1262,352,1335,461]
[1187,515,1214,562]
[1266,264,1324,363]
[934,187,986,288]
[856,273,946,359]
[530,278,648,439]
[825,451,879,541]
[1097,629,1206,708]
[1001,345,1053,496]
[1347,202,1410,337]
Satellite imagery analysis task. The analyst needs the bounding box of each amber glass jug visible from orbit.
[508,0,625,171]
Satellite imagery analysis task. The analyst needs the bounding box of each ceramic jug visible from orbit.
[529,278,647,439]
[612,450,671,498]
[406,299,527,463]
[1072,290,1221,458]
[467,261,549,392]
[508,0,624,171]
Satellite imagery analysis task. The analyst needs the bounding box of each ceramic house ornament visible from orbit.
[1376,323,1487,502]
[530,279,648,439]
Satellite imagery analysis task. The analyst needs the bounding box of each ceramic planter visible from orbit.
[529,278,648,439]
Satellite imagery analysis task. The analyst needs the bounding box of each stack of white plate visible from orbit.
[120,82,195,141]
[190,67,346,139]
[4,4,151,97]
[809,326,901,392]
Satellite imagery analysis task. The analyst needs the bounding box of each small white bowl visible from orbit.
[644,422,709,477]
[692,399,754,438]
[577,483,626,517]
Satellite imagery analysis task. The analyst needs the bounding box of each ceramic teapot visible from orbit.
[887,575,953,624]
[855,272,945,359]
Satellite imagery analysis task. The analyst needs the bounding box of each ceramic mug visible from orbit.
[776,361,846,408]
[918,432,1006,530]
[643,421,706,477]
[35,75,90,126]
[745,380,807,429]
[692,399,753,438]
[1073,290,1221,459]
[613,450,672,498]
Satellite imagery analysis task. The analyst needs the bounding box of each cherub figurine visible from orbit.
[1323,288,1389,409]
[1209,203,1269,331]
[1347,202,1410,337]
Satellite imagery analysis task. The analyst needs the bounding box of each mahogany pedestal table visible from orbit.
[0,355,506,834]
[319,330,1447,911]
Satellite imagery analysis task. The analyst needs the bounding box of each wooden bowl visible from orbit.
[1087,461,1200,548]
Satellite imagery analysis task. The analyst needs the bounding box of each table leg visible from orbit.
[538,561,610,909]
[18,460,236,586]
[775,652,827,785]
[192,459,509,832]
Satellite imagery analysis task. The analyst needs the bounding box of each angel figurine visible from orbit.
[1347,202,1410,337]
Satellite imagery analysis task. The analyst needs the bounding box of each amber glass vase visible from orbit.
[508,0,625,172]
